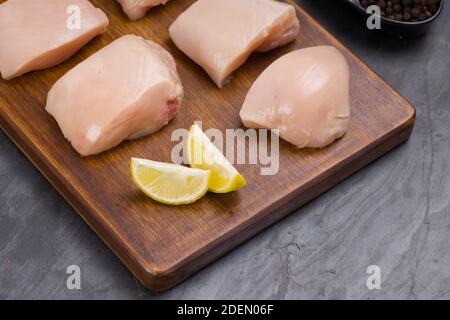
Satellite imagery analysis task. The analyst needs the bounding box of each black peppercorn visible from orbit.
[359,0,440,21]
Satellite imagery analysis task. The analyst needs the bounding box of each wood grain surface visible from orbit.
[0,0,415,291]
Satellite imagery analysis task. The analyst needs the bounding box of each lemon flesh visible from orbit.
[130,158,210,205]
[187,124,246,193]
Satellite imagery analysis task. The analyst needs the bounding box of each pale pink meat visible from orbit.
[116,0,170,21]
[240,46,351,149]
[46,35,183,156]
[169,0,300,88]
[0,0,109,80]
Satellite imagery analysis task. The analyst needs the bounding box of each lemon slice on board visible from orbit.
[187,124,246,193]
[130,158,210,205]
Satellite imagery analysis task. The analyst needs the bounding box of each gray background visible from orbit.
[1,0,449,299]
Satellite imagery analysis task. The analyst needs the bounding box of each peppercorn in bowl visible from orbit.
[345,0,443,36]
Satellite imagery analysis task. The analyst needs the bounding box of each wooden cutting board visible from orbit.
[0,0,415,291]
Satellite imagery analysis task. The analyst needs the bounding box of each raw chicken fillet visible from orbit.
[46,35,183,156]
[116,0,170,20]
[0,0,109,80]
[240,46,351,149]
[169,0,300,88]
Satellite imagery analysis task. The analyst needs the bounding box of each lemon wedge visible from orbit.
[187,124,246,193]
[130,158,210,205]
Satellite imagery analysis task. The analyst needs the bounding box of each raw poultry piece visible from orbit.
[116,0,170,21]
[240,46,351,149]
[169,0,300,88]
[0,0,109,80]
[46,35,183,156]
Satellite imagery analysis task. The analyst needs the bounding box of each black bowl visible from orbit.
[344,0,444,36]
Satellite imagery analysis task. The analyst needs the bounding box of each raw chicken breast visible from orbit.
[169,0,300,88]
[116,0,170,21]
[0,0,109,80]
[240,46,350,149]
[46,35,183,156]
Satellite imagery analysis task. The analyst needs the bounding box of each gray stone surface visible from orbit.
[0,1,449,300]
